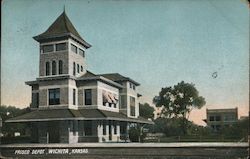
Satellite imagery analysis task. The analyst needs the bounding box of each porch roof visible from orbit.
[5,109,153,124]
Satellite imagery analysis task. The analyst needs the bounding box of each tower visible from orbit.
[29,11,91,109]
[33,11,91,78]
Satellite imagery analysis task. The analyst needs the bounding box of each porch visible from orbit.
[29,120,131,143]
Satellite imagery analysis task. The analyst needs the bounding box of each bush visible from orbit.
[129,126,147,142]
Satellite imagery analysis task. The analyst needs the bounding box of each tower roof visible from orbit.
[33,11,91,48]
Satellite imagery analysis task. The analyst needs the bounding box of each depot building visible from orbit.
[6,11,153,143]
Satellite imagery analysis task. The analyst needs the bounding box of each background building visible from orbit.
[205,108,238,132]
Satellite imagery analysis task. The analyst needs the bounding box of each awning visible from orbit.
[103,91,112,103]
[114,96,119,101]
[108,93,117,104]
[5,109,154,124]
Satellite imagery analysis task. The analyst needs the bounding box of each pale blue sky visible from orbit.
[1,0,249,124]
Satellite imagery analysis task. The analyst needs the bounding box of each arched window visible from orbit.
[46,62,50,76]
[59,60,63,74]
[81,66,83,72]
[52,61,56,75]
[77,64,80,73]
[73,62,76,76]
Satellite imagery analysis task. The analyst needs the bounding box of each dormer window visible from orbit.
[71,44,77,53]
[73,62,76,76]
[79,48,85,57]
[85,89,92,105]
[42,44,53,53]
[56,43,66,51]
[77,64,80,73]
[73,89,76,105]
[130,96,135,116]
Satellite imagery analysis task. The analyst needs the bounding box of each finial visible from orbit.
[63,5,66,12]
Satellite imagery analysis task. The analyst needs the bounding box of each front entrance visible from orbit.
[48,122,60,143]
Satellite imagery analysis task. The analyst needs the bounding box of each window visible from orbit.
[59,60,63,74]
[36,93,39,107]
[73,89,76,105]
[77,64,80,73]
[215,116,221,121]
[130,96,135,116]
[56,43,66,51]
[132,85,135,90]
[46,62,50,76]
[120,95,126,108]
[209,116,214,121]
[81,66,83,72]
[71,44,77,53]
[103,93,107,106]
[103,121,106,135]
[32,93,39,108]
[73,62,76,76]
[52,61,57,75]
[79,48,85,57]
[49,88,60,105]
[42,44,53,53]
[85,89,92,105]
[129,83,132,88]
[224,115,235,121]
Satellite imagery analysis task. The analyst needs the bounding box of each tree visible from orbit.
[221,117,249,140]
[139,103,155,120]
[0,105,30,136]
[153,81,206,135]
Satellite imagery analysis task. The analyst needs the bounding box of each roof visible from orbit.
[79,70,97,78]
[5,109,153,124]
[33,11,91,48]
[77,71,123,89]
[26,71,124,89]
[206,108,238,113]
[99,73,140,86]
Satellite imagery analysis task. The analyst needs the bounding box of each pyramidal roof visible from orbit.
[33,11,91,48]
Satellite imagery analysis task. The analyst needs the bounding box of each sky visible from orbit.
[1,0,249,125]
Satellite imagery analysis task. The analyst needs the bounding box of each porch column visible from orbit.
[126,122,130,141]
[117,121,120,142]
[106,121,109,137]
[111,121,114,141]
[97,121,103,142]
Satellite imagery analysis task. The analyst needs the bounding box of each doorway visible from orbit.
[48,122,60,143]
